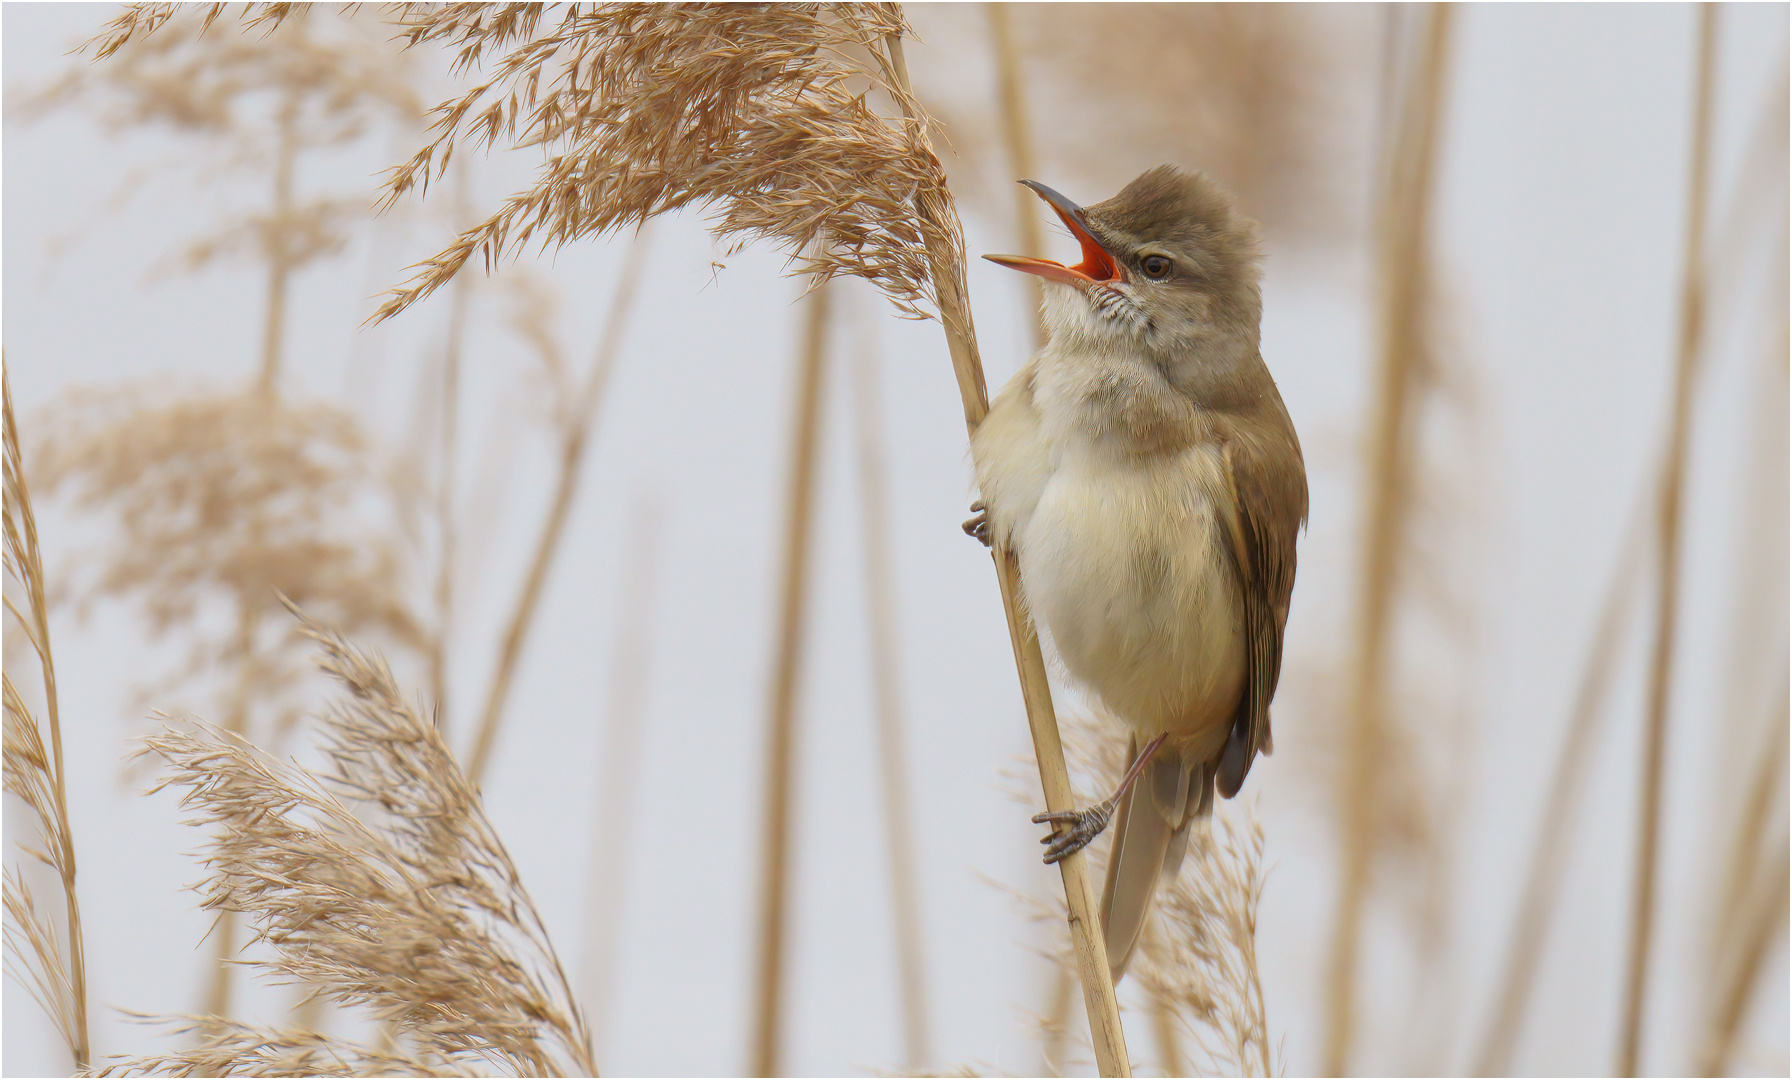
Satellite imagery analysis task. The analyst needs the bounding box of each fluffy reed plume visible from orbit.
[2,372,90,1071]
[357,3,951,324]
[41,5,423,392]
[96,612,597,1078]
[30,385,427,740]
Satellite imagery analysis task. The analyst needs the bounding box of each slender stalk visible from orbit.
[1471,506,1646,1075]
[3,372,89,1070]
[258,90,299,397]
[1617,9,1716,1074]
[205,598,262,1020]
[751,281,833,1079]
[430,264,470,731]
[578,491,663,1055]
[986,2,1044,353]
[1322,7,1452,1074]
[465,232,652,784]
[884,32,1131,1078]
[1695,692,1789,1076]
[848,310,932,1070]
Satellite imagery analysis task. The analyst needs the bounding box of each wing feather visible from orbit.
[1215,385,1307,798]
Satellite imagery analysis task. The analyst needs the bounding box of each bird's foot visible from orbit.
[1032,799,1115,864]
[963,501,991,548]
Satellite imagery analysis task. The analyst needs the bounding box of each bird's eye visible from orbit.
[1141,255,1173,279]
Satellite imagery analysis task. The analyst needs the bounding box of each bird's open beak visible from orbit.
[983,180,1127,287]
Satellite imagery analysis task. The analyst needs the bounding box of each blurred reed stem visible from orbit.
[2,370,89,1070]
[986,1,1044,352]
[1322,6,1452,1074]
[258,88,299,397]
[578,490,663,1055]
[848,305,932,1070]
[751,280,833,1079]
[1472,504,1646,1075]
[466,231,652,784]
[429,260,470,731]
[883,31,1131,1078]
[204,594,263,1020]
[1617,8,1715,1075]
[1696,690,1788,1076]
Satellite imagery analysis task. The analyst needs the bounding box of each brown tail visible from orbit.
[1099,735,1213,982]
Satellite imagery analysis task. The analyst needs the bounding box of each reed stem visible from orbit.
[986,2,1045,353]
[849,310,932,1070]
[884,30,1131,1078]
[751,281,832,1078]
[579,492,663,1056]
[3,372,89,1070]
[1322,7,1452,1074]
[1617,8,1715,1074]
[466,232,651,784]
[1472,507,1645,1075]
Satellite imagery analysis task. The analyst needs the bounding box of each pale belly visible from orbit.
[1019,443,1246,755]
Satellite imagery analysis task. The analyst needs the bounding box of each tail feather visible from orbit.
[1099,738,1211,983]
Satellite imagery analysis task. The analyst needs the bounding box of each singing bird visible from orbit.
[967,166,1306,981]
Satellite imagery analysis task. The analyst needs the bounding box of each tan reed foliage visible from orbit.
[1322,7,1454,1074]
[96,611,598,1078]
[93,6,1132,1071]
[259,2,947,326]
[1617,9,1717,1075]
[30,385,427,740]
[2,371,90,1071]
[92,1013,470,1078]
[44,5,423,392]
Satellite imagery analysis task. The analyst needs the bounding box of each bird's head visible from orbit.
[985,166,1262,361]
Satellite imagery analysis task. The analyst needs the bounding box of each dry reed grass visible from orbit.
[30,385,427,742]
[95,610,597,1078]
[42,5,423,393]
[86,5,1131,1071]
[2,370,90,1071]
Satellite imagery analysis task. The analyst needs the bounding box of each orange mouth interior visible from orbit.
[982,207,1124,287]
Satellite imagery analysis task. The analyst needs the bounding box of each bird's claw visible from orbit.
[963,500,991,548]
[1032,800,1114,864]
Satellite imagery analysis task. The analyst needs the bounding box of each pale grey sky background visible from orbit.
[3,4,1786,1077]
